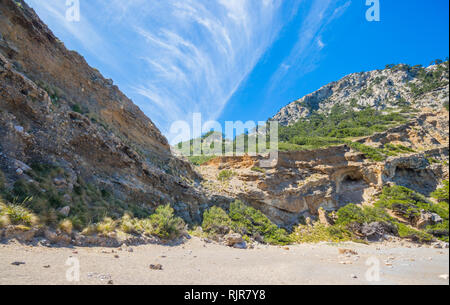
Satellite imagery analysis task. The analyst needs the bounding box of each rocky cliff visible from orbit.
[0,0,206,224]
[272,62,449,126]
[199,110,449,227]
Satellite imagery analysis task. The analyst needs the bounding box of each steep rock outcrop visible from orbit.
[272,63,449,126]
[0,0,205,222]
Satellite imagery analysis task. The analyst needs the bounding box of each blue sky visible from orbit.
[26,0,449,142]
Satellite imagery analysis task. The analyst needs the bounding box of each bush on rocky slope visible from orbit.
[0,163,152,228]
[278,105,409,152]
[0,163,187,241]
[200,201,291,245]
[289,183,448,244]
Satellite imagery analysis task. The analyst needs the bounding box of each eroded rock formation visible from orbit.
[199,111,449,227]
[0,0,206,222]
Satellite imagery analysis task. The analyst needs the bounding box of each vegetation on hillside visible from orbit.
[0,166,186,240]
[200,201,291,245]
[278,105,410,152]
[291,183,448,244]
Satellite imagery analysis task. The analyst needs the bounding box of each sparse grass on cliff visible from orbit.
[0,198,38,227]
[80,205,185,240]
[188,155,217,166]
[217,170,235,182]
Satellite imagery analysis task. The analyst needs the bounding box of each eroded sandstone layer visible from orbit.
[199,111,449,226]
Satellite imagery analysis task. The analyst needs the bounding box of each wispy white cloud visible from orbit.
[27,0,300,140]
[268,0,352,92]
[26,0,349,142]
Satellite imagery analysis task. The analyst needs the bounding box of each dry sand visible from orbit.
[0,237,448,285]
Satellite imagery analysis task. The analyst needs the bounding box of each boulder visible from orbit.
[416,211,443,229]
[233,242,247,249]
[360,222,398,242]
[58,206,71,217]
[224,233,244,247]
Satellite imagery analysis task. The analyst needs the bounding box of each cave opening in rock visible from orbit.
[336,172,369,206]
[393,167,439,196]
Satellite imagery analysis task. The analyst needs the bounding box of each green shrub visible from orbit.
[347,142,386,162]
[229,201,291,245]
[0,200,38,226]
[202,206,232,236]
[251,167,266,173]
[397,223,434,243]
[278,105,408,152]
[290,223,352,243]
[149,205,185,240]
[432,180,449,204]
[96,217,117,235]
[217,170,235,181]
[376,185,448,221]
[72,104,83,114]
[188,155,217,166]
[335,204,392,226]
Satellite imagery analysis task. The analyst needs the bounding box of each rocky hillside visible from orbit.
[199,110,448,224]
[272,62,449,126]
[0,0,206,225]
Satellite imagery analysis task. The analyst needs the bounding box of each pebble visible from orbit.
[149,264,163,270]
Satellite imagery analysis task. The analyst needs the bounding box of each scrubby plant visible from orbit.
[290,223,352,243]
[278,105,408,152]
[96,217,117,235]
[228,200,291,245]
[432,180,449,204]
[72,104,83,114]
[376,185,448,222]
[217,170,235,181]
[58,219,73,235]
[119,213,139,234]
[202,206,232,236]
[148,204,186,240]
[1,199,38,227]
[251,167,265,173]
[335,203,392,226]
[347,142,386,162]
[396,223,434,243]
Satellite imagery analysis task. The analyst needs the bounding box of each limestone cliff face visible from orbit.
[199,111,449,227]
[272,62,449,126]
[0,0,205,221]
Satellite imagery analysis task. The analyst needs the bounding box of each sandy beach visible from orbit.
[0,237,448,285]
